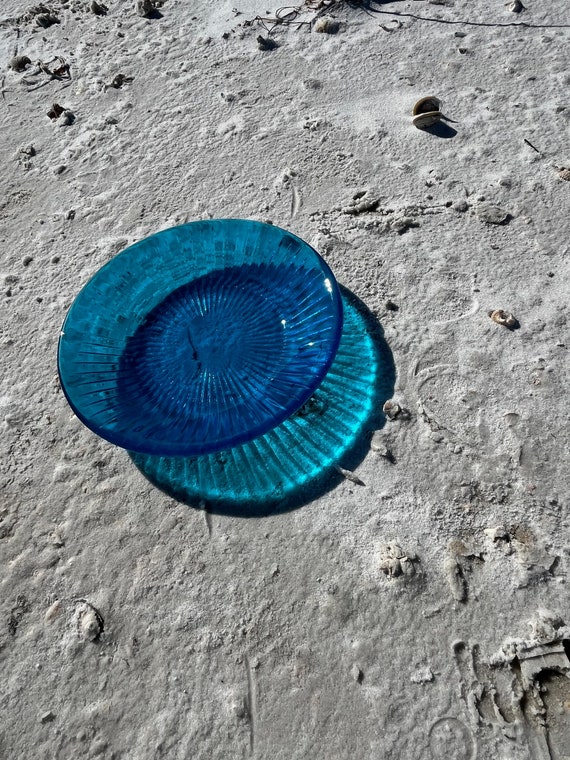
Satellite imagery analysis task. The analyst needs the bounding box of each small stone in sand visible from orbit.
[314,18,340,34]
[10,55,31,72]
[40,711,56,724]
[476,204,511,225]
[257,36,279,51]
[383,400,410,421]
[136,0,154,17]
[47,103,65,120]
[90,0,108,14]
[36,13,60,28]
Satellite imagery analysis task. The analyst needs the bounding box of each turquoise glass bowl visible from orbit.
[58,220,343,456]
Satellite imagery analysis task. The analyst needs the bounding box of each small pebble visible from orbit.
[57,110,75,127]
[351,664,364,683]
[90,0,108,14]
[410,667,434,684]
[10,55,31,72]
[476,204,511,225]
[22,256,33,266]
[47,103,65,120]
[36,14,60,28]
[385,300,399,311]
[558,168,570,181]
[136,0,154,17]
[314,17,340,34]
[44,601,62,624]
[40,711,56,724]
[257,35,278,51]
[508,0,525,12]
[382,400,410,421]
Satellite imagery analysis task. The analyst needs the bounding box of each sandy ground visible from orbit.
[1,1,570,758]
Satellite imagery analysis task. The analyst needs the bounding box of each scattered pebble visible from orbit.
[40,711,56,724]
[44,600,62,623]
[57,110,75,127]
[476,204,511,225]
[107,73,134,89]
[136,0,154,17]
[22,256,33,266]
[47,103,65,120]
[379,544,418,578]
[508,0,525,12]
[90,0,108,14]
[385,300,399,311]
[314,18,340,34]
[392,217,419,234]
[410,666,434,684]
[10,55,31,72]
[382,400,410,421]
[351,664,364,683]
[36,13,60,28]
[489,309,519,329]
[257,35,279,51]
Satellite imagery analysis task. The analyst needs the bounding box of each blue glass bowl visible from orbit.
[58,220,343,456]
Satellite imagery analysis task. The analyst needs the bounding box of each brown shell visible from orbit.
[413,96,441,116]
[413,111,442,129]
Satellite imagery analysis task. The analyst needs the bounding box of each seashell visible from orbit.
[10,55,31,72]
[558,167,570,181]
[508,0,525,12]
[412,96,442,129]
[489,309,518,329]
[76,600,104,642]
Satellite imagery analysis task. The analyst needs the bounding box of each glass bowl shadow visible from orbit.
[57,219,343,456]
[129,287,396,517]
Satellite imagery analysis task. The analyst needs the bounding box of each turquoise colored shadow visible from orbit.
[130,288,395,516]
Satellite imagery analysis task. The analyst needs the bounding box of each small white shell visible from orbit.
[76,601,104,642]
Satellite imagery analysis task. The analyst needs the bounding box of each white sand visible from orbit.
[1,1,569,758]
